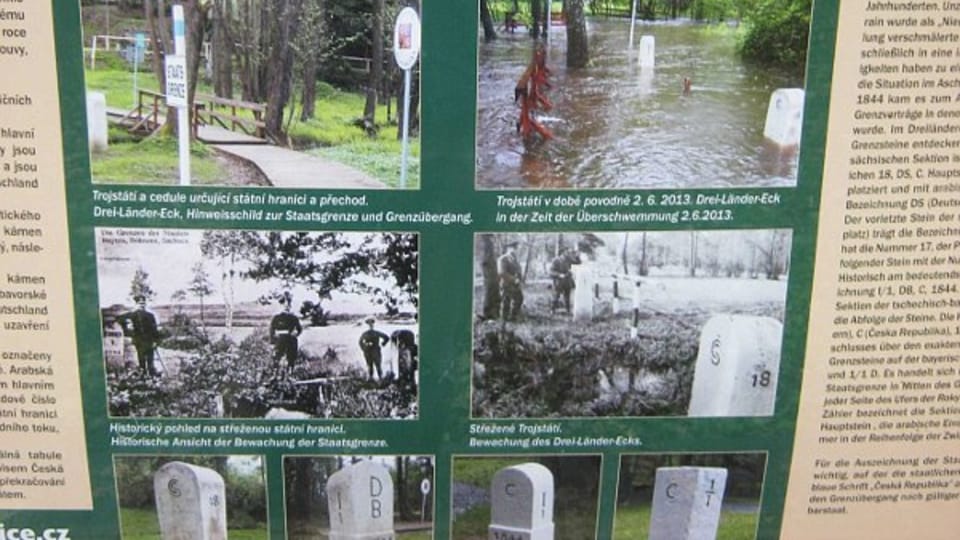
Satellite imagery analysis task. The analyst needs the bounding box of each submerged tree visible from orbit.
[565,0,589,68]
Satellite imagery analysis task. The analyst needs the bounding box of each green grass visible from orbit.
[87,67,419,187]
[613,502,759,540]
[119,507,267,540]
[91,134,226,185]
[86,63,162,112]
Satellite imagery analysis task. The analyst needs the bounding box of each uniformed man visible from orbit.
[359,317,390,381]
[269,299,302,375]
[118,295,161,376]
[549,248,580,314]
[497,241,524,321]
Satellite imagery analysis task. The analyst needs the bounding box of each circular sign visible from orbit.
[393,7,421,70]
[420,478,431,495]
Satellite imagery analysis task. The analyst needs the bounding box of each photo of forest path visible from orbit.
[82,0,420,188]
[476,1,810,189]
[97,229,419,419]
[472,231,790,418]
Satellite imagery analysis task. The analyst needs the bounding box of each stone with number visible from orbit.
[326,460,395,540]
[687,314,782,417]
[489,463,555,540]
[154,461,227,540]
[763,89,805,147]
[649,467,727,540]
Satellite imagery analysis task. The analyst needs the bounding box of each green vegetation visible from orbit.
[87,60,418,187]
[613,502,759,539]
[737,0,811,71]
[119,508,267,540]
[91,130,227,185]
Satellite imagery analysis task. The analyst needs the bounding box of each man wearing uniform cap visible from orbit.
[497,240,524,321]
[359,317,390,381]
[118,294,161,376]
[269,298,302,376]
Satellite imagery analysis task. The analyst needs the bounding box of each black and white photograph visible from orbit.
[113,454,268,539]
[472,230,790,418]
[283,455,434,540]
[614,452,766,539]
[96,227,419,419]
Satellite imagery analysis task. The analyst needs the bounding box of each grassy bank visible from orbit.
[86,62,419,188]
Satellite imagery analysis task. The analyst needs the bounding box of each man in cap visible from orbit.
[497,240,524,321]
[118,294,161,376]
[269,297,302,376]
[359,317,390,381]
[549,248,580,314]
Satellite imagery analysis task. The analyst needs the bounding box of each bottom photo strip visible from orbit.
[113,452,765,539]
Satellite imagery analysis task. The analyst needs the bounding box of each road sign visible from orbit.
[165,55,188,108]
[420,479,431,495]
[393,7,421,71]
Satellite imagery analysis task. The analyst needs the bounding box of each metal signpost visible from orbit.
[629,0,639,48]
[393,7,421,190]
[165,4,190,186]
[133,32,145,106]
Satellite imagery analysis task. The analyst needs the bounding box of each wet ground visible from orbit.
[477,18,804,189]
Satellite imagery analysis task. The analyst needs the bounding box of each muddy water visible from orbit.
[476,18,804,189]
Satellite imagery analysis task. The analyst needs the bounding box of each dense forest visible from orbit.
[480,0,811,71]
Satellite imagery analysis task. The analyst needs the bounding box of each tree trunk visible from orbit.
[480,0,497,41]
[145,0,177,130]
[264,0,305,141]
[566,0,589,68]
[184,0,208,109]
[363,0,385,136]
[531,0,543,38]
[212,0,233,98]
[481,234,501,319]
[299,0,325,120]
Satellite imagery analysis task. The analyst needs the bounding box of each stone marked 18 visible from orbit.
[687,314,782,417]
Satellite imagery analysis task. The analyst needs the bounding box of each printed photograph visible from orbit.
[472,230,790,418]
[113,455,267,539]
[95,227,419,419]
[82,0,420,188]
[476,0,810,189]
[283,455,434,539]
[451,455,601,539]
[614,453,767,539]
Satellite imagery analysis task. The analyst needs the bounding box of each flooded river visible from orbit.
[476,18,804,189]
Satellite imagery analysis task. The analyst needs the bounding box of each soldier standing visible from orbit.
[497,241,524,321]
[269,299,302,376]
[359,317,390,381]
[118,295,161,376]
[549,249,579,314]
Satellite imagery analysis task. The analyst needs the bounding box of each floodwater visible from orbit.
[476,18,804,189]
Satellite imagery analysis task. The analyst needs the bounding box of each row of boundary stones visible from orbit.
[688,314,782,417]
[490,463,555,540]
[154,462,228,540]
[151,461,727,540]
[650,467,728,540]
